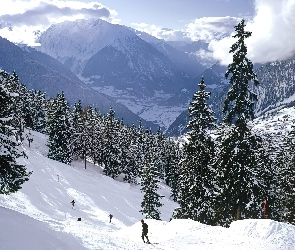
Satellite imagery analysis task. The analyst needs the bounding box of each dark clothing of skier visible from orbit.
[71,200,75,209]
[109,214,113,223]
[141,219,150,244]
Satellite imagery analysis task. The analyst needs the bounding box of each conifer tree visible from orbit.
[46,92,73,164]
[164,139,180,202]
[135,119,146,177]
[140,151,163,220]
[6,71,26,142]
[32,90,47,133]
[213,19,273,226]
[154,127,167,180]
[89,108,104,166]
[22,89,34,129]
[121,124,139,184]
[0,71,31,194]
[84,106,103,169]
[223,19,258,125]
[71,105,97,169]
[174,77,216,223]
[102,107,122,178]
[71,100,86,162]
[214,124,273,226]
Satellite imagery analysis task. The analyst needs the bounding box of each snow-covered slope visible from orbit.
[0,126,295,249]
[0,130,177,249]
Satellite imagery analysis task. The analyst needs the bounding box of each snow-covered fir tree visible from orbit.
[31,90,47,133]
[213,123,273,226]
[0,70,31,194]
[46,92,73,165]
[71,103,97,169]
[140,151,163,220]
[85,107,103,167]
[134,119,146,178]
[121,123,139,184]
[164,139,180,202]
[71,100,84,161]
[213,19,273,226]
[173,77,216,223]
[102,107,122,179]
[88,107,104,166]
[6,71,26,142]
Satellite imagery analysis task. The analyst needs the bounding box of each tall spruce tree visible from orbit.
[174,77,216,223]
[213,19,273,226]
[135,119,145,178]
[32,90,47,133]
[140,150,163,220]
[71,100,84,161]
[164,139,180,202]
[223,19,258,125]
[102,108,122,178]
[46,92,73,165]
[6,71,26,142]
[121,124,139,184]
[88,108,104,166]
[0,71,31,194]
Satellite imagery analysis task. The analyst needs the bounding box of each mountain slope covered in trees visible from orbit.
[0,36,158,131]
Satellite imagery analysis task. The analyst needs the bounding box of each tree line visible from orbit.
[0,68,181,219]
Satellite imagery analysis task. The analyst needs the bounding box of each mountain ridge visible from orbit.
[0,36,158,131]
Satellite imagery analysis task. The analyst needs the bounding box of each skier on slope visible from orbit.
[109,214,113,223]
[141,219,150,244]
[71,200,75,209]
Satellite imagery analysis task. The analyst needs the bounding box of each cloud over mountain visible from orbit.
[0,0,116,45]
[0,1,110,27]
[209,0,295,65]
[131,16,239,42]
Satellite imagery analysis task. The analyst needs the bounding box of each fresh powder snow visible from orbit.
[0,125,294,249]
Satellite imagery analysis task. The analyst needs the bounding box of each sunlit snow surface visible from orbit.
[1,108,295,249]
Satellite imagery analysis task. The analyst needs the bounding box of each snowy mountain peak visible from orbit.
[36,18,138,72]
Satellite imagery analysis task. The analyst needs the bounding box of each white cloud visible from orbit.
[0,0,117,45]
[131,17,240,43]
[131,23,191,42]
[0,26,42,46]
[185,16,240,42]
[209,0,295,65]
[131,16,243,65]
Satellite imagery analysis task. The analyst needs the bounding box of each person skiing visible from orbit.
[109,214,113,223]
[71,200,75,209]
[141,219,150,244]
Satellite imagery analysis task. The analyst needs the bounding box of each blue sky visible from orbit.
[0,0,254,43]
[1,0,295,64]
[87,0,255,29]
